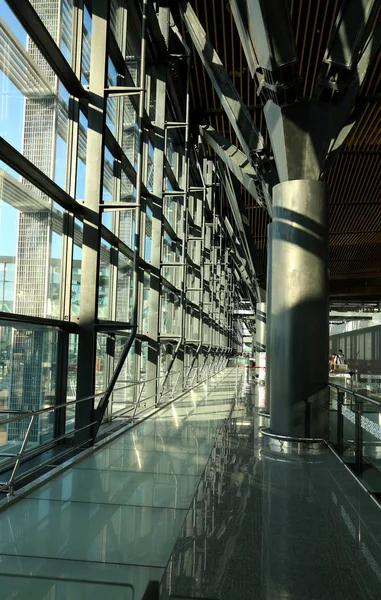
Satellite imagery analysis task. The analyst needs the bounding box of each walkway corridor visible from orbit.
[2,370,381,599]
[0,369,242,599]
[161,380,381,600]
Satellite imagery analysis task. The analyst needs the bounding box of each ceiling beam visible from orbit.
[179,1,265,158]
[200,124,273,216]
[243,0,297,72]
[217,165,261,300]
[6,0,86,99]
[324,4,381,162]
[228,0,258,77]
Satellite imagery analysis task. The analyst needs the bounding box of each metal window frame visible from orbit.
[0,0,248,461]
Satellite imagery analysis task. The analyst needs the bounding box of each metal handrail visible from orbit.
[329,382,381,407]
[0,369,191,428]
[328,382,381,478]
[0,360,228,494]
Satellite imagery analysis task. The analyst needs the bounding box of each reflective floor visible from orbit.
[161,380,381,600]
[0,368,241,600]
[3,370,381,600]
[161,381,381,600]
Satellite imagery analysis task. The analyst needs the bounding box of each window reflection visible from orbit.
[0,164,64,319]
[0,323,58,455]
[0,0,70,187]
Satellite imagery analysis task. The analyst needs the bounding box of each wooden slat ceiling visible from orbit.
[182,0,381,300]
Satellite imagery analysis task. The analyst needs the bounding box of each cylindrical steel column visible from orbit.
[269,180,329,439]
[256,302,266,352]
[264,223,273,414]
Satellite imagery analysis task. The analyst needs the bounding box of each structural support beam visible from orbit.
[75,0,108,445]
[180,0,265,158]
[228,0,258,77]
[146,5,170,404]
[325,13,381,161]
[245,0,297,71]
[217,164,260,301]
[6,0,86,98]
[200,125,273,216]
[264,101,331,181]
[229,0,298,103]
[0,137,82,213]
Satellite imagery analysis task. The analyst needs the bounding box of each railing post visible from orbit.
[172,372,181,399]
[7,414,35,496]
[337,389,344,455]
[355,399,363,476]
[132,382,146,420]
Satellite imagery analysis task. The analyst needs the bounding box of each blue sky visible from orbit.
[0,2,150,263]
[0,1,26,256]
[0,1,77,258]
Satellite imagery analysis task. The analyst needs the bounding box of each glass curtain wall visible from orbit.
[0,0,241,460]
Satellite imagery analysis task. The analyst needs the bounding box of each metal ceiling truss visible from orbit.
[199,124,273,216]
[230,0,381,173]
[179,0,277,214]
[181,0,381,301]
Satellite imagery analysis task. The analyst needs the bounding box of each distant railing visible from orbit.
[329,382,381,477]
[0,357,228,495]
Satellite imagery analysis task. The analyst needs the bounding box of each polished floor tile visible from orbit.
[0,554,162,592]
[161,381,381,600]
[28,468,200,509]
[0,497,186,567]
[108,433,214,455]
[263,564,365,600]
[73,447,210,476]
[133,420,229,441]
[0,369,248,599]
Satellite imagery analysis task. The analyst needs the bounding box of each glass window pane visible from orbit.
[71,218,83,319]
[0,2,70,187]
[110,0,125,52]
[66,333,78,433]
[76,111,88,201]
[96,333,108,394]
[111,337,136,415]
[81,6,91,84]
[119,208,136,250]
[116,253,133,322]
[161,287,180,336]
[145,206,152,261]
[0,323,58,457]
[0,163,64,318]
[99,240,112,319]
[142,271,150,333]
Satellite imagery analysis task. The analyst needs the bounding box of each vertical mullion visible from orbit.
[146,5,169,405]
[75,0,109,445]
[94,0,148,424]
[106,2,128,418]
[198,162,207,379]
[177,50,191,390]
[56,0,84,441]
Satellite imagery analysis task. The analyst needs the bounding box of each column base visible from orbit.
[260,427,325,453]
[258,410,270,418]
